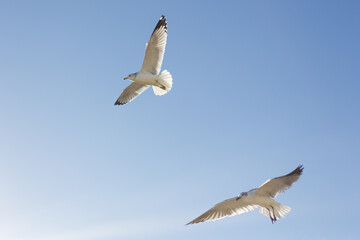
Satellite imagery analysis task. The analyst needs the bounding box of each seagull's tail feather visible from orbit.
[259,202,291,220]
[153,70,173,96]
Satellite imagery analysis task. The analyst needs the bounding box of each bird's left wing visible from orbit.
[139,15,167,75]
[114,82,149,105]
[255,165,304,198]
[186,197,257,225]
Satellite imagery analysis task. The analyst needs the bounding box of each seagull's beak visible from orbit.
[123,77,128,80]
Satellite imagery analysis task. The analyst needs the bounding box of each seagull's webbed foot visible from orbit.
[267,207,277,224]
[155,81,166,90]
[270,206,277,224]
[266,208,273,223]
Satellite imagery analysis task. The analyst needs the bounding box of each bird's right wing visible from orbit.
[255,165,304,198]
[139,15,167,75]
[186,197,257,225]
[114,82,149,105]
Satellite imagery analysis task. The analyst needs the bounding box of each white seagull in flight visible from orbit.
[186,165,304,225]
[114,15,172,105]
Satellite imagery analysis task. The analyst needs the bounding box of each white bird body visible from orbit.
[126,72,158,85]
[114,15,172,105]
[186,165,303,225]
[126,72,169,89]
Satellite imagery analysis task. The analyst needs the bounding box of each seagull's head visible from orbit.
[236,192,248,200]
[124,73,137,81]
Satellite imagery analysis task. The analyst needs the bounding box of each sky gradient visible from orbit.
[1,0,359,239]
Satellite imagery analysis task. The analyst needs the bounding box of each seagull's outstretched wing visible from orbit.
[186,197,257,225]
[255,165,304,198]
[114,82,149,105]
[139,15,167,75]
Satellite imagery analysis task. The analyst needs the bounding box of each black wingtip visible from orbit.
[294,165,304,175]
[114,101,126,105]
[152,15,167,36]
[299,164,304,173]
[283,165,304,177]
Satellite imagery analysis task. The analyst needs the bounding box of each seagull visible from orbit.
[186,165,304,225]
[114,15,172,105]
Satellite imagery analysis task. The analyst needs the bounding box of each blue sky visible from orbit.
[1,0,359,239]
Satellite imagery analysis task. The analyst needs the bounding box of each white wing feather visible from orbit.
[140,15,167,75]
[114,82,149,105]
[186,197,257,225]
[255,165,304,198]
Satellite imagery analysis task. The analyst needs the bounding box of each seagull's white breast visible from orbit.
[244,190,270,206]
[134,72,158,85]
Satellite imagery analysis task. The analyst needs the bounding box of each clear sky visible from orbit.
[1,0,359,239]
